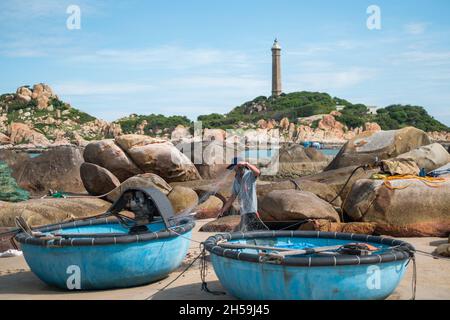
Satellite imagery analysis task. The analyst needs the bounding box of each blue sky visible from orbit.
[0,0,449,125]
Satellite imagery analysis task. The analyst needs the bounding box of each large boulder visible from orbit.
[194,195,223,219]
[188,178,234,203]
[203,128,226,141]
[167,186,198,214]
[0,198,111,227]
[80,162,120,196]
[434,244,450,257]
[259,190,341,222]
[16,86,33,102]
[199,215,241,232]
[106,173,172,203]
[300,165,379,202]
[116,135,201,182]
[299,219,378,234]
[171,177,241,215]
[31,83,55,100]
[171,125,191,141]
[326,127,431,171]
[364,122,382,132]
[0,146,85,196]
[9,122,50,146]
[83,139,142,182]
[115,134,166,151]
[257,179,342,207]
[177,140,239,179]
[395,143,450,173]
[279,144,328,162]
[265,144,329,178]
[0,133,10,145]
[344,178,450,237]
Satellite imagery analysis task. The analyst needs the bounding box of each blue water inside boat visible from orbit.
[56,221,164,235]
[210,236,410,300]
[20,221,192,290]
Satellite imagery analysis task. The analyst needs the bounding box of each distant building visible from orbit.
[271,39,282,97]
[335,105,378,114]
[368,107,378,115]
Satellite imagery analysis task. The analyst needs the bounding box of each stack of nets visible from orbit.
[0,161,29,202]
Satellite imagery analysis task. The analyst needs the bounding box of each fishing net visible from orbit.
[0,161,29,202]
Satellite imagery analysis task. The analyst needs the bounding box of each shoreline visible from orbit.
[1,220,449,300]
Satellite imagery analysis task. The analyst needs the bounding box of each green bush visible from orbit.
[116,114,192,134]
[336,103,449,131]
[375,105,448,132]
[197,91,338,128]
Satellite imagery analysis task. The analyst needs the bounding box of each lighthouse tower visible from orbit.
[271,39,282,97]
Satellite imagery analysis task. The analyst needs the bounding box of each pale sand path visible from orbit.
[0,219,449,300]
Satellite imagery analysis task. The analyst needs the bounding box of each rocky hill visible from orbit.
[197,91,449,133]
[0,84,449,147]
[0,84,121,146]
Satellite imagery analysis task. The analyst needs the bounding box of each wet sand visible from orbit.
[0,220,449,300]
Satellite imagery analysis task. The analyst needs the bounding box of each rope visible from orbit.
[415,249,450,261]
[255,213,270,231]
[14,216,32,236]
[200,243,226,296]
[40,187,119,200]
[393,244,417,300]
[329,165,366,207]
[289,179,302,191]
[278,220,310,231]
[378,175,447,191]
[145,248,203,300]
[411,255,417,301]
[167,226,204,245]
[9,237,18,250]
[165,227,226,296]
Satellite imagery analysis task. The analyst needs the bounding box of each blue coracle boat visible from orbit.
[15,188,194,290]
[205,231,415,300]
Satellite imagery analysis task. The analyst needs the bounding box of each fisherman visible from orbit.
[217,157,267,232]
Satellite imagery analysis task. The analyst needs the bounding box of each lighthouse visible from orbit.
[271,38,282,97]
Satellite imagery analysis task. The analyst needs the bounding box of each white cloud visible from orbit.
[0,0,65,18]
[394,50,450,65]
[297,60,334,69]
[53,82,156,96]
[404,23,429,35]
[287,40,369,57]
[166,75,266,90]
[286,68,376,91]
[0,0,97,20]
[70,46,252,70]
[0,34,70,58]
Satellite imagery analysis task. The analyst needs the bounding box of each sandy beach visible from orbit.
[1,219,449,300]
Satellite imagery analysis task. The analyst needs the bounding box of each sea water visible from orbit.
[241,148,339,160]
